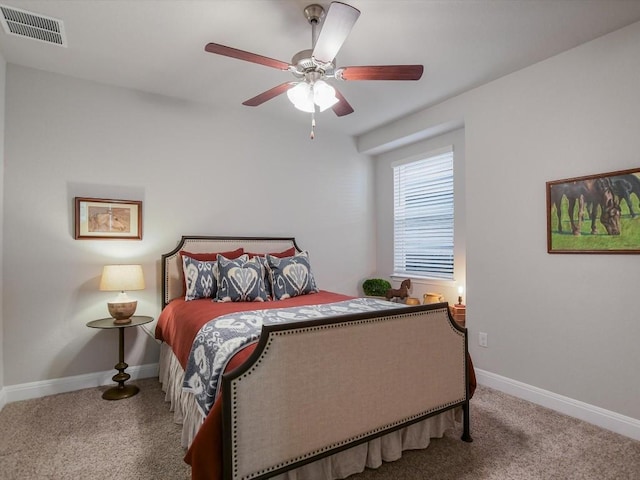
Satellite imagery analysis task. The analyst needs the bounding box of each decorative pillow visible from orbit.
[180,248,244,296]
[216,255,268,302]
[245,247,296,259]
[183,256,217,301]
[245,248,296,298]
[267,251,319,300]
[180,248,244,262]
[251,256,273,299]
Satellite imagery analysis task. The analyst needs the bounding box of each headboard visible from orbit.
[161,236,301,309]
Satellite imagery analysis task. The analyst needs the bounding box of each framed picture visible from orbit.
[546,168,640,254]
[74,197,142,240]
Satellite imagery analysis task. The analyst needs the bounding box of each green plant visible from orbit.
[362,278,392,297]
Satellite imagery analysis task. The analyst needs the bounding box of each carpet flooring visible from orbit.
[1,379,639,479]
[0,378,190,480]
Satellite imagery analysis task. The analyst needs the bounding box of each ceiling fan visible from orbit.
[204,1,423,138]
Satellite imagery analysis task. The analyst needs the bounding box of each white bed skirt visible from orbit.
[159,342,458,479]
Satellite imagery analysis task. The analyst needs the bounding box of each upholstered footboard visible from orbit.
[223,303,471,480]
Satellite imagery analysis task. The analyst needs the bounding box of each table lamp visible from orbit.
[99,264,145,324]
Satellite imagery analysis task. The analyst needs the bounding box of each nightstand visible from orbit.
[86,315,153,400]
[449,304,466,327]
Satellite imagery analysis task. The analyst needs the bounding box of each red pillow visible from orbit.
[179,248,245,295]
[180,247,244,262]
[246,246,296,259]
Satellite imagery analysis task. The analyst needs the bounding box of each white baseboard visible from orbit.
[0,386,6,412]
[3,363,159,405]
[475,368,640,441]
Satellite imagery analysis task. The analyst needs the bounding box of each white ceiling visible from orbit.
[1,0,640,137]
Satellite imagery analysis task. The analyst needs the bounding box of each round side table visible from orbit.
[86,315,153,400]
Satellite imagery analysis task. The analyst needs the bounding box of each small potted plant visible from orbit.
[362,278,392,297]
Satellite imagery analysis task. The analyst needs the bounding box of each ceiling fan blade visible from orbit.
[312,2,360,64]
[332,87,354,117]
[205,43,291,71]
[337,65,424,81]
[242,82,297,107]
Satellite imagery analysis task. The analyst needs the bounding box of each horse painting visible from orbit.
[550,177,621,236]
[88,207,130,233]
[611,173,640,218]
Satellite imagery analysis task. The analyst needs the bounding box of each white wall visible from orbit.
[364,21,640,422]
[2,65,375,386]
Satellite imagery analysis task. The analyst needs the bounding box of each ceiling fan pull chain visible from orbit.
[310,111,316,140]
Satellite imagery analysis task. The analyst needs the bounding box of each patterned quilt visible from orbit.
[183,297,404,416]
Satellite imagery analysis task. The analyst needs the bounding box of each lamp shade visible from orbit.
[100,265,145,292]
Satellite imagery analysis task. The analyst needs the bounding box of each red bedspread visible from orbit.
[155,290,354,369]
[155,292,476,480]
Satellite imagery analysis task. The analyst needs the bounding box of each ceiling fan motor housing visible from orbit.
[291,49,335,78]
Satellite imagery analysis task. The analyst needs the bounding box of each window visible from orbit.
[392,147,454,280]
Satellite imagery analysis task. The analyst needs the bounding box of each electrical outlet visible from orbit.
[479,332,488,348]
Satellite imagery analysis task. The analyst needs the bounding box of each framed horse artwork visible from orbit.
[74,197,143,240]
[546,167,640,253]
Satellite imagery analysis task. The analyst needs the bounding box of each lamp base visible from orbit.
[102,384,139,400]
[112,317,133,325]
[107,300,137,323]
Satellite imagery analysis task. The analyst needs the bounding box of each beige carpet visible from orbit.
[0,378,190,480]
[351,386,640,480]
[1,379,639,479]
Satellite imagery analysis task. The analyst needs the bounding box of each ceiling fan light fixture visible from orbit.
[287,79,338,113]
[287,81,315,112]
[313,80,339,112]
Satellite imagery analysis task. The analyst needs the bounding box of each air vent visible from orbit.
[0,4,66,46]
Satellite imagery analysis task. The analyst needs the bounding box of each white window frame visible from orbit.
[391,146,454,281]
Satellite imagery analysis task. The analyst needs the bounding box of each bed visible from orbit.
[156,236,473,480]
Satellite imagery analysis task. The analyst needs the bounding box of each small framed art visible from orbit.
[74,197,142,240]
[546,168,640,254]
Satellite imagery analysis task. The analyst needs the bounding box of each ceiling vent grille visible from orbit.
[0,4,66,46]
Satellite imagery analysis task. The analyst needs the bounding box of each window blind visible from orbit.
[393,148,454,280]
